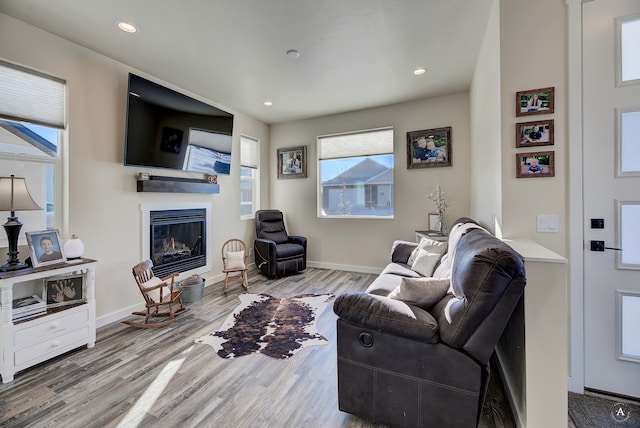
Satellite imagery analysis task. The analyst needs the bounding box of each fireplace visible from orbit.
[149,209,206,278]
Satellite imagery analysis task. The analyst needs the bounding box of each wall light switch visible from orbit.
[537,214,559,233]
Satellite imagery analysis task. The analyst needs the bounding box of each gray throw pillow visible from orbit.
[410,249,442,277]
[407,238,447,266]
[388,277,451,310]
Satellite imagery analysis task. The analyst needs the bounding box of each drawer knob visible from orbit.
[50,323,59,330]
[51,341,59,348]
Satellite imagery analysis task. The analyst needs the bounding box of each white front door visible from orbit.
[583,0,640,399]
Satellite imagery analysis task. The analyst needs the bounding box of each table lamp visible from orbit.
[0,175,43,271]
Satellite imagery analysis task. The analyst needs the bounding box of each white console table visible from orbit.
[0,258,97,383]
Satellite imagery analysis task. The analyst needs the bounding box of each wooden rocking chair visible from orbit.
[222,239,249,292]
[122,259,186,328]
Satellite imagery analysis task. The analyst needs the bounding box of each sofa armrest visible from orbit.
[390,240,418,264]
[333,292,439,343]
[288,235,307,250]
[254,238,277,264]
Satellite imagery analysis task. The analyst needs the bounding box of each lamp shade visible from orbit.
[0,176,43,212]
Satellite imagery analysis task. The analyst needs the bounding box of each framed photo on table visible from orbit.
[44,275,85,308]
[428,213,442,233]
[406,127,452,169]
[25,229,66,268]
[278,145,307,179]
[516,87,554,117]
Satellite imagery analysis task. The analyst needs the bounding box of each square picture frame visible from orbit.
[44,274,85,308]
[25,229,66,268]
[516,87,555,117]
[278,145,307,179]
[516,119,554,148]
[516,151,555,178]
[406,127,452,169]
[428,213,442,233]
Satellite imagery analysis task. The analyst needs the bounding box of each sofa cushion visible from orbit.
[432,253,452,279]
[407,238,447,266]
[381,262,421,278]
[333,291,439,343]
[366,272,406,296]
[410,249,442,277]
[388,277,450,310]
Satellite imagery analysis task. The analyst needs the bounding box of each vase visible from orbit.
[438,211,447,235]
[63,234,85,259]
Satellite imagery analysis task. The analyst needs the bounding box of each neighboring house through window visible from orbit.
[318,127,394,218]
[240,135,259,219]
[0,60,66,247]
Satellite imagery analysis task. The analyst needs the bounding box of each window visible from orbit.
[240,135,259,218]
[619,15,640,84]
[318,127,394,218]
[0,60,65,245]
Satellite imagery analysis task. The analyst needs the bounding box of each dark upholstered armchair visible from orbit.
[254,210,307,278]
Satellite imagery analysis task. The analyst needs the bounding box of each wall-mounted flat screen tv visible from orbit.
[124,73,234,175]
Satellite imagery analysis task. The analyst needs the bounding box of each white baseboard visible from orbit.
[96,276,222,328]
[307,261,383,275]
[97,264,375,327]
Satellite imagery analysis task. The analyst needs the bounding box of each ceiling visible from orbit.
[0,0,494,125]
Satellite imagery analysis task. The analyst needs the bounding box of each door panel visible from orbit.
[583,0,640,398]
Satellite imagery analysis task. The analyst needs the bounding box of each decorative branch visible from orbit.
[426,185,450,233]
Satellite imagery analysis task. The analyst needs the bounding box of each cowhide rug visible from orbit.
[195,293,335,359]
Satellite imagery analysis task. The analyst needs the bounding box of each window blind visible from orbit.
[0,60,66,129]
[241,136,258,169]
[318,127,393,160]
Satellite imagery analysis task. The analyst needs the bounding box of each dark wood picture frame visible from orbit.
[406,127,452,169]
[277,145,307,179]
[516,87,555,117]
[516,151,555,178]
[516,119,554,148]
[44,274,85,308]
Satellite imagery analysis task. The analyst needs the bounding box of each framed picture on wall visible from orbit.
[516,87,554,117]
[406,127,452,169]
[516,151,555,178]
[516,119,554,148]
[278,145,307,179]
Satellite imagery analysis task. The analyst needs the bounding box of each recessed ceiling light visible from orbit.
[116,20,138,33]
[413,67,427,76]
[264,101,273,107]
[286,49,301,59]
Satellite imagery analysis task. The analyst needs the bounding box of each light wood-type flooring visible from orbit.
[0,267,516,427]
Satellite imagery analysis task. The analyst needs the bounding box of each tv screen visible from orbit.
[124,73,234,175]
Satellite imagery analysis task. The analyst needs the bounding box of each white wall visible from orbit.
[0,14,270,322]
[470,0,502,232]
[269,94,471,271]
[499,0,567,257]
[1,0,571,327]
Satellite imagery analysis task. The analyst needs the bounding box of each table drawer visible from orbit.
[14,326,90,367]
[14,307,89,348]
